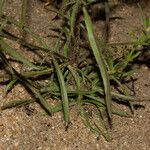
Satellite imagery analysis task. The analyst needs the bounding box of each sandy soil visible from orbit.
[0,0,150,150]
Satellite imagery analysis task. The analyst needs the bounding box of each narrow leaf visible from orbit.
[53,59,70,125]
[83,7,112,118]
[0,39,38,69]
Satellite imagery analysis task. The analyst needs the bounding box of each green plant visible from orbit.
[0,0,149,141]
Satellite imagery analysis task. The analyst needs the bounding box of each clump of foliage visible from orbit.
[0,0,149,140]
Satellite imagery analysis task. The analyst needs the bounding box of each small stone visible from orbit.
[37,146,42,150]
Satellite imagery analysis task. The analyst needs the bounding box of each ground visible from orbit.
[0,0,150,150]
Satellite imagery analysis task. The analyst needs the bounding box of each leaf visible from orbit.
[83,7,112,119]
[0,39,38,69]
[4,79,17,95]
[70,0,80,37]
[0,0,5,17]
[24,80,53,115]
[53,59,70,125]
[20,0,27,28]
[1,99,35,110]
